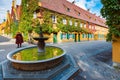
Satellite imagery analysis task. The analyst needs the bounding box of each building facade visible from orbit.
[0,0,21,35]
[36,0,108,43]
[0,0,108,43]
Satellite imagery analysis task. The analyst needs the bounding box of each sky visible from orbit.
[0,0,103,23]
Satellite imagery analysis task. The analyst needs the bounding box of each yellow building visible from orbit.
[0,0,108,43]
[36,0,108,43]
[0,22,6,34]
[0,0,21,35]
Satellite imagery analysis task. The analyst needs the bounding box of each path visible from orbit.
[0,35,119,80]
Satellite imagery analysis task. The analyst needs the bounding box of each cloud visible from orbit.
[16,0,21,5]
[75,0,87,10]
[86,0,100,9]
[0,13,6,23]
[86,0,102,16]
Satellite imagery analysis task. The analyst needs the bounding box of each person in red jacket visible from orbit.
[15,32,23,48]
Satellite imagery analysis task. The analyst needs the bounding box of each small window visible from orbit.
[75,22,77,26]
[80,23,82,27]
[52,15,57,23]
[92,26,94,29]
[84,24,86,28]
[63,33,67,39]
[63,18,67,24]
[67,8,70,12]
[69,34,73,38]
[69,20,72,25]
[78,13,80,16]
[89,25,91,29]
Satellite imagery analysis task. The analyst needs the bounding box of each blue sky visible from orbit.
[0,0,21,23]
[67,0,103,15]
[0,0,102,23]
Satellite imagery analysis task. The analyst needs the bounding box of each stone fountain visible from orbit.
[33,26,48,54]
[1,25,80,80]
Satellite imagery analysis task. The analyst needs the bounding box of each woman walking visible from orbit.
[15,32,23,48]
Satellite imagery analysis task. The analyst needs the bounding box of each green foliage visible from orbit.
[57,14,85,33]
[10,22,19,37]
[101,0,120,41]
[18,0,39,40]
[39,10,53,34]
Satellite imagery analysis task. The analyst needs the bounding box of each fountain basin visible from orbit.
[7,45,66,71]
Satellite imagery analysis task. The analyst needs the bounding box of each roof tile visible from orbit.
[39,0,107,28]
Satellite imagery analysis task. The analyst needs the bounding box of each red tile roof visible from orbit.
[39,0,107,28]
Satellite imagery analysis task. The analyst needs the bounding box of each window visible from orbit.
[75,22,77,26]
[67,8,70,12]
[63,18,67,24]
[63,33,67,39]
[89,25,91,29]
[84,24,86,28]
[92,26,94,30]
[80,23,82,27]
[69,20,72,25]
[78,13,80,16]
[69,34,73,38]
[52,15,57,23]
[82,34,84,38]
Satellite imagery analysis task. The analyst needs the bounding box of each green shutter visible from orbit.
[90,34,91,38]
[67,33,69,39]
[82,34,84,38]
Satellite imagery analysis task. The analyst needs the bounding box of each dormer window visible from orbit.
[67,8,70,12]
[52,15,57,23]
[78,13,80,16]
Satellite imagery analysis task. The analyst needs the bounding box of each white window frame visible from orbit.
[52,15,57,23]
[75,22,77,27]
[63,18,67,24]
[80,23,82,27]
[69,20,72,25]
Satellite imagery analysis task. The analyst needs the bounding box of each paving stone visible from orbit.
[1,38,120,80]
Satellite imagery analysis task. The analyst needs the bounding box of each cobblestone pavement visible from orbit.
[0,35,11,42]
[0,35,33,62]
[52,41,120,80]
[0,36,120,80]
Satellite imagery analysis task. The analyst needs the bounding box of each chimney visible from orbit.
[72,0,75,4]
[87,8,90,11]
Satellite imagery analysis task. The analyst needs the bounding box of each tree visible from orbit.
[19,0,39,41]
[101,0,120,64]
[101,0,120,41]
